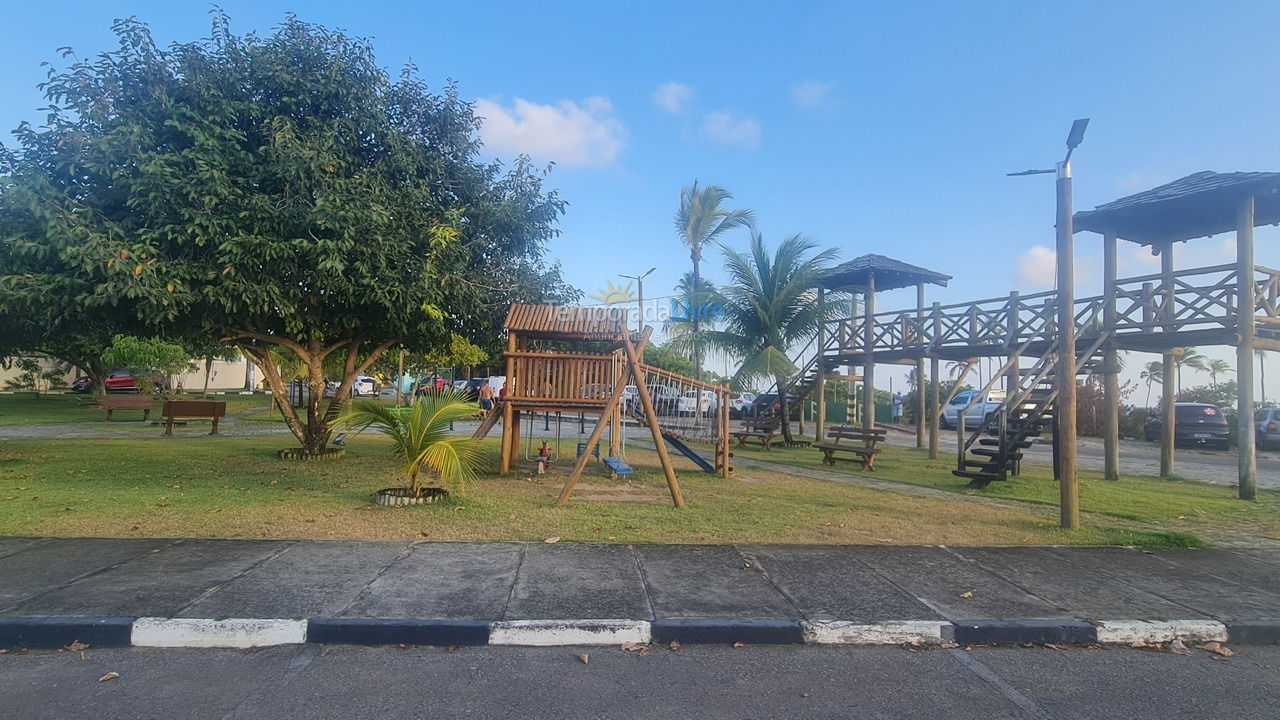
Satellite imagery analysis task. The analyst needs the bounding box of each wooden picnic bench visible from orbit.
[99,395,155,421]
[732,416,782,451]
[162,400,227,436]
[814,425,886,472]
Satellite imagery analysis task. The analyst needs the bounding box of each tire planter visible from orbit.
[277,448,346,461]
[374,487,449,507]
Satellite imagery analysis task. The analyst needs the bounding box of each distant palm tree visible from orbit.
[339,390,482,498]
[700,232,840,443]
[1140,360,1163,407]
[675,182,755,379]
[1207,358,1233,388]
[1175,347,1209,395]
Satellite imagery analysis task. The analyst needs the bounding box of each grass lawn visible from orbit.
[0,392,272,426]
[0,431,1210,547]
[729,441,1280,542]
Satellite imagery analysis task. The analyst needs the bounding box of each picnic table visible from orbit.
[732,417,781,451]
[814,425,886,472]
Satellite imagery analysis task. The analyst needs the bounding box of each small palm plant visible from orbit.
[339,390,483,506]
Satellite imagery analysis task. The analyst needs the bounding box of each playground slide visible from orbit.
[661,433,717,474]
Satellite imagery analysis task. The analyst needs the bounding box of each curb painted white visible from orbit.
[131,618,307,648]
[802,620,948,645]
[489,620,651,646]
[1095,620,1227,645]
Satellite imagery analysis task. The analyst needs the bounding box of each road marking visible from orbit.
[949,649,1056,719]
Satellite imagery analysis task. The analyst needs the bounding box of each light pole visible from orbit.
[619,267,655,334]
[1009,118,1089,530]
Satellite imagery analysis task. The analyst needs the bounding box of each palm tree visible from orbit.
[664,271,728,368]
[1174,347,1209,396]
[1140,360,1163,407]
[700,232,840,443]
[1206,358,1233,388]
[674,182,755,379]
[339,390,483,499]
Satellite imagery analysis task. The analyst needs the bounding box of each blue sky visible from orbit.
[4,1,1279,399]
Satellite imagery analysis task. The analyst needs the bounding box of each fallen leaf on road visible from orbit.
[544,536,560,543]
[1170,638,1193,656]
[732,642,745,648]
[579,653,589,664]
[669,640,680,652]
[1130,640,1148,648]
[98,672,119,683]
[959,591,974,599]
[1043,644,1066,651]
[1200,642,1234,657]
[621,642,651,656]
[64,641,89,652]
[940,642,959,649]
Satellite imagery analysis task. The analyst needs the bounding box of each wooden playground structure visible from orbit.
[472,304,731,507]
[774,171,1279,524]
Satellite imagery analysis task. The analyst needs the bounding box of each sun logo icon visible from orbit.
[589,279,637,305]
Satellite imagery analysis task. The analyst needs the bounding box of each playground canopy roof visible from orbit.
[819,254,951,292]
[1074,171,1280,245]
[504,304,628,341]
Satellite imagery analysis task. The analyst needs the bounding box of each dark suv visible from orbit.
[1256,408,1280,450]
[1144,402,1230,450]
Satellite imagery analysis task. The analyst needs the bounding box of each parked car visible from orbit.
[325,375,379,397]
[940,389,1006,429]
[647,385,682,415]
[1144,402,1230,450]
[69,376,94,393]
[678,389,718,416]
[729,392,756,418]
[1255,407,1280,449]
[748,392,800,419]
[103,369,162,393]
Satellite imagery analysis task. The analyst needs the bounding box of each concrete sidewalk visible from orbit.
[1,538,1278,648]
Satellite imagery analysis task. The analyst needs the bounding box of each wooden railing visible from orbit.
[823,264,1280,355]
[507,351,623,403]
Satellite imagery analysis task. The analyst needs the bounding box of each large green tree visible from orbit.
[703,233,841,442]
[1,13,575,453]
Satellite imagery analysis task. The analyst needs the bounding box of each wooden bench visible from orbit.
[162,400,227,436]
[732,417,782,451]
[99,395,155,421]
[814,425,886,472]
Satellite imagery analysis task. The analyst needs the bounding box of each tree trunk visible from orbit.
[776,372,795,443]
[203,357,213,397]
[692,250,702,381]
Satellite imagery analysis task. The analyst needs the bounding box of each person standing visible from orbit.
[478,381,495,412]
[892,391,904,424]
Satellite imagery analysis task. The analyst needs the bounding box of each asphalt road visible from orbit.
[3,644,1277,719]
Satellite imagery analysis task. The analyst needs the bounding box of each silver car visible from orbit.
[1257,408,1280,449]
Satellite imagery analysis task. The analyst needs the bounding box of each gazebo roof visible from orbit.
[819,254,951,292]
[503,304,628,341]
[1074,171,1280,245]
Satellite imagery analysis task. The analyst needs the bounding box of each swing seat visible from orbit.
[602,457,633,475]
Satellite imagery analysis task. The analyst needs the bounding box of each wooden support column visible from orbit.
[1005,290,1021,407]
[500,332,517,474]
[815,287,827,443]
[1103,232,1120,482]
[1055,160,1079,530]
[1237,196,1258,501]
[1160,242,1177,477]
[929,301,941,459]
[915,282,926,449]
[863,274,876,432]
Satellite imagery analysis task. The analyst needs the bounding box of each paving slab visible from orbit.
[1158,549,1280,598]
[0,537,53,560]
[0,538,173,611]
[504,543,650,620]
[952,547,1200,620]
[635,545,798,619]
[1041,547,1280,620]
[181,541,408,619]
[855,546,1062,620]
[339,542,522,620]
[741,545,940,622]
[5,539,291,617]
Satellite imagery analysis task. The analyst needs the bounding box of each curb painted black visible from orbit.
[1224,620,1280,645]
[651,619,804,645]
[306,619,490,646]
[952,620,1097,646]
[0,617,134,649]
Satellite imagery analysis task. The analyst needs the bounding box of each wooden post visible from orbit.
[929,301,941,459]
[622,332,684,507]
[1237,196,1258,501]
[1055,160,1079,530]
[815,287,827,443]
[863,274,876,432]
[1160,242,1177,477]
[1005,290,1021,412]
[500,332,517,474]
[1102,232,1120,481]
[915,282,926,449]
[395,350,405,408]
[720,385,731,478]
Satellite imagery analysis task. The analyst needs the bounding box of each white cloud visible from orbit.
[473,96,625,168]
[790,80,834,108]
[1016,245,1058,289]
[652,82,693,114]
[702,111,761,150]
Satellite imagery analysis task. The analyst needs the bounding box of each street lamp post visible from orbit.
[619,267,656,335]
[1009,118,1089,530]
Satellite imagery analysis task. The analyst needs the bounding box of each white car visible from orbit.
[940,389,1005,428]
[351,375,378,396]
[730,392,756,417]
[678,389,718,416]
